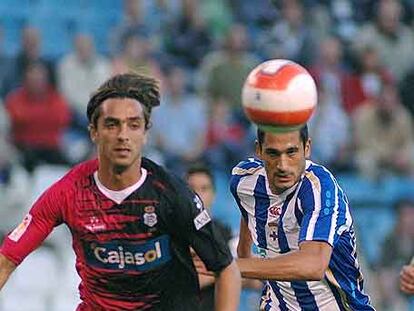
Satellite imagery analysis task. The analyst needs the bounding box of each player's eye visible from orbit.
[129,122,141,129]
[105,122,117,129]
[265,150,279,158]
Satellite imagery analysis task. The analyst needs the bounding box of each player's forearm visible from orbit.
[237,250,326,281]
[0,254,16,291]
[198,274,215,289]
[215,260,241,311]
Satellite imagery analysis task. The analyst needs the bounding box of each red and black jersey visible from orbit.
[0,157,232,310]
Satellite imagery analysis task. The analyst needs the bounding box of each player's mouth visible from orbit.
[114,147,131,156]
[275,174,292,183]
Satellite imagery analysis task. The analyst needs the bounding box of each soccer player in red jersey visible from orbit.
[0,73,241,310]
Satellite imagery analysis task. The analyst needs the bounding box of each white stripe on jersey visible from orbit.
[304,171,323,241]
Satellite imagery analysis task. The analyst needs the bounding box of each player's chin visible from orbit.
[273,179,294,192]
[112,157,133,168]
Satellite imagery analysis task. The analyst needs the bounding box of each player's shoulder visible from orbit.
[301,160,338,193]
[230,157,266,196]
[142,157,190,196]
[52,159,98,189]
[231,157,264,177]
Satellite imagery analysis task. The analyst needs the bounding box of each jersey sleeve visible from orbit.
[230,158,263,222]
[0,182,65,265]
[171,181,233,273]
[298,171,350,247]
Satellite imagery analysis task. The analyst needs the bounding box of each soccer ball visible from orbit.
[242,59,317,132]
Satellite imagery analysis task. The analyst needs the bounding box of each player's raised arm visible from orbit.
[0,254,16,290]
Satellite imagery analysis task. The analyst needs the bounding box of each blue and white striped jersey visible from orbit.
[230,158,375,311]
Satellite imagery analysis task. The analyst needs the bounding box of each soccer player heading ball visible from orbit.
[0,73,241,310]
[232,59,376,310]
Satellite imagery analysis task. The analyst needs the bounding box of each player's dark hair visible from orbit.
[186,163,216,191]
[257,124,309,148]
[87,73,160,129]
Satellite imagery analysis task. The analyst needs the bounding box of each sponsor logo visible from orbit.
[84,235,171,271]
[194,209,211,230]
[269,204,282,217]
[85,216,106,232]
[9,214,32,242]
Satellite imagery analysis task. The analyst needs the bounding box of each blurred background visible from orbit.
[0,0,413,310]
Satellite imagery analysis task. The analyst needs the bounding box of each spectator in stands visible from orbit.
[0,104,30,234]
[342,46,393,115]
[0,26,12,99]
[204,99,248,174]
[5,61,71,173]
[150,65,207,174]
[4,26,54,96]
[399,63,414,120]
[109,0,150,56]
[186,164,233,311]
[309,36,348,113]
[378,199,414,310]
[352,0,414,81]
[308,85,351,172]
[112,33,162,80]
[58,33,111,131]
[353,83,414,179]
[228,0,277,31]
[200,23,257,113]
[163,0,212,68]
[258,0,317,66]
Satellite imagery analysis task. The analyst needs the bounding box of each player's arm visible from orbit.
[0,254,16,290]
[237,240,332,281]
[237,217,252,258]
[0,182,65,290]
[400,258,414,294]
[172,182,241,310]
[214,260,241,311]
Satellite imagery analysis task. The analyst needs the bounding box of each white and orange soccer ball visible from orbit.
[242,59,317,132]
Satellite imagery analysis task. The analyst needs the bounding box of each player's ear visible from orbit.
[89,123,97,143]
[304,138,311,158]
[255,140,263,159]
[143,130,148,145]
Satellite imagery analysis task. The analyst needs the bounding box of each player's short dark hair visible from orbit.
[87,73,160,129]
[257,124,309,148]
[186,163,216,191]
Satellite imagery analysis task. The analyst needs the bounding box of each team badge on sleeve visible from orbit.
[193,195,204,211]
[194,210,211,230]
[9,214,32,242]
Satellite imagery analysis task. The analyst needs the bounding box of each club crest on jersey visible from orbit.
[268,222,278,241]
[143,207,157,227]
[9,214,32,242]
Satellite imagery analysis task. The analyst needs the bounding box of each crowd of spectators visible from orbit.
[1,0,414,310]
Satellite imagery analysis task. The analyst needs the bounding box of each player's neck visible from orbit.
[97,160,142,191]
